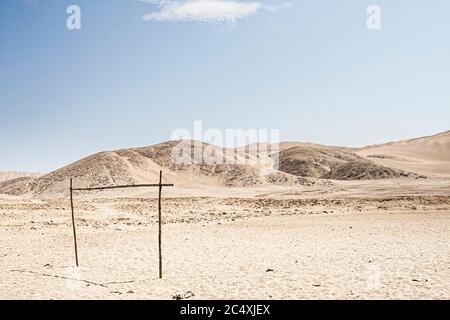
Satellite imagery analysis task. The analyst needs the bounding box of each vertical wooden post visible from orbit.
[158,170,163,279]
[70,178,79,267]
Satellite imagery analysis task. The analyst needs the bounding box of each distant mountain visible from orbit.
[0,171,41,183]
[0,141,315,196]
[2,130,447,196]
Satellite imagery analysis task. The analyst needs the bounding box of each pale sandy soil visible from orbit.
[0,179,449,300]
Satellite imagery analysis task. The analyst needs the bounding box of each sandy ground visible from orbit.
[1,179,449,300]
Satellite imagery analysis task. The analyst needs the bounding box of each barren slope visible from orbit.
[276,145,419,180]
[3,129,444,196]
[356,130,450,177]
[0,141,314,196]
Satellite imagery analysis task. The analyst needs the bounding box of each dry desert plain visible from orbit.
[0,131,449,299]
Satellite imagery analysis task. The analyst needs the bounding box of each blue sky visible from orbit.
[1,0,449,172]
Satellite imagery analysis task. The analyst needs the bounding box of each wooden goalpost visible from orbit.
[69,170,174,279]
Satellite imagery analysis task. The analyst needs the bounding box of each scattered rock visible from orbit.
[172,291,195,300]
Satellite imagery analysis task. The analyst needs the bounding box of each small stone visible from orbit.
[172,291,195,300]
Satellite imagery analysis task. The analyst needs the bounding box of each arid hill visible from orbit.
[356,130,450,177]
[0,141,316,196]
[276,145,418,180]
[2,130,448,196]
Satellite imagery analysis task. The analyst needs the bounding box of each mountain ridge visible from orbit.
[1,130,448,196]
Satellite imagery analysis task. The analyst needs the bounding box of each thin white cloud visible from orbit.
[141,0,280,24]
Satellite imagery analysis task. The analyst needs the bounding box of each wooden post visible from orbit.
[158,170,163,279]
[70,178,79,267]
[68,177,173,275]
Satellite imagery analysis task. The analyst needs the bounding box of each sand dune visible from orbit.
[356,130,450,177]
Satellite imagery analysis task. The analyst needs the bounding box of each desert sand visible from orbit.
[0,131,449,299]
